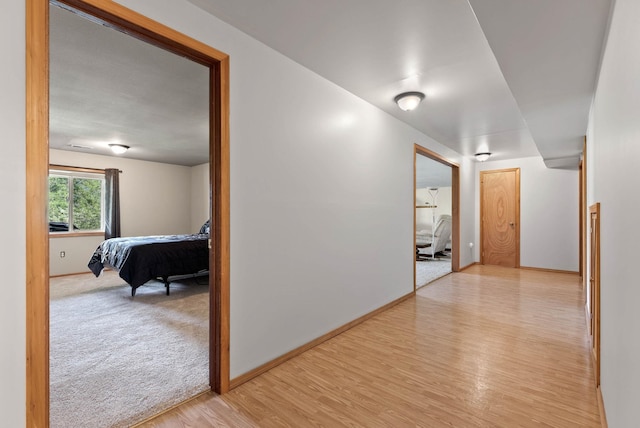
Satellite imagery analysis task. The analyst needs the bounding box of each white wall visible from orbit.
[588,0,640,424]
[459,157,477,266]
[50,236,105,277]
[51,150,193,236]
[416,187,452,230]
[4,2,476,422]
[49,150,195,275]
[113,0,474,378]
[190,163,210,232]
[475,157,579,272]
[0,1,25,425]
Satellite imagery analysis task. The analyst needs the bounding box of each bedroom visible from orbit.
[48,4,213,426]
[48,152,210,277]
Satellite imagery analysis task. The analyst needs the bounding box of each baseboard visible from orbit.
[50,271,95,278]
[597,385,608,428]
[459,262,477,271]
[457,264,578,275]
[229,291,415,389]
[519,266,579,275]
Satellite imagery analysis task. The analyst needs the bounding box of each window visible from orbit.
[49,168,105,233]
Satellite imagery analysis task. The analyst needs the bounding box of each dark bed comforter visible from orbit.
[88,234,209,294]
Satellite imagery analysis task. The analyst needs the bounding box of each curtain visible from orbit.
[104,168,121,239]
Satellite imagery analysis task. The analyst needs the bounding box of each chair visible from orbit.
[416,214,452,260]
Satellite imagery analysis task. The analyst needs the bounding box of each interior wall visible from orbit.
[459,157,477,266]
[588,0,640,424]
[50,236,104,277]
[585,109,595,314]
[0,0,26,425]
[190,162,210,232]
[416,187,452,230]
[49,149,193,275]
[50,150,192,235]
[474,156,579,272]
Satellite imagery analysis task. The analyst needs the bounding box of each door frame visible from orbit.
[414,145,460,291]
[479,168,521,267]
[26,1,231,425]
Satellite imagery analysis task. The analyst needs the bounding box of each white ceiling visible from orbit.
[469,0,612,167]
[50,1,612,169]
[416,155,451,189]
[50,5,210,166]
[188,0,611,168]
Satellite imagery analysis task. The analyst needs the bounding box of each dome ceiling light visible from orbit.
[394,91,425,111]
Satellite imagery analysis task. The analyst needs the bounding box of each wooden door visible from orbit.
[480,168,520,267]
[589,203,601,386]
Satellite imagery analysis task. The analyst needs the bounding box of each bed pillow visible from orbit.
[199,219,210,235]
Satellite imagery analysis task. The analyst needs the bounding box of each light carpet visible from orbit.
[416,251,452,287]
[50,271,210,428]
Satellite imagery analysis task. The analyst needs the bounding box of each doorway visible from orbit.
[480,168,520,267]
[47,4,212,426]
[26,1,230,426]
[414,145,460,290]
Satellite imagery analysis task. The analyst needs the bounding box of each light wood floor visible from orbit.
[140,265,600,427]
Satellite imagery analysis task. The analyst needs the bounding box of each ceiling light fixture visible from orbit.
[109,144,129,155]
[394,91,425,111]
[475,152,491,162]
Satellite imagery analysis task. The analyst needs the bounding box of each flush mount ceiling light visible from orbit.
[475,152,492,162]
[394,91,425,111]
[109,144,129,154]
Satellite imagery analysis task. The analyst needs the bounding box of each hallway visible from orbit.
[141,265,600,427]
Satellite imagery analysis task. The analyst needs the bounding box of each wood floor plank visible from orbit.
[139,265,600,427]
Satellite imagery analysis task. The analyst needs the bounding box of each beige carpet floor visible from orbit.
[416,249,452,287]
[50,271,210,428]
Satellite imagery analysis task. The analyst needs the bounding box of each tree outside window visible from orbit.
[49,171,105,232]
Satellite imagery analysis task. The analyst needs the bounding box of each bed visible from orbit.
[88,223,210,296]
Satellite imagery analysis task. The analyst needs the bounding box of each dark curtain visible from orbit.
[104,168,121,239]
